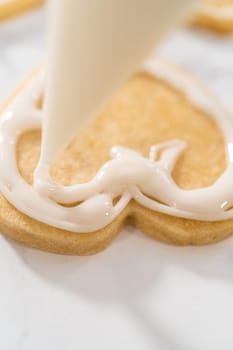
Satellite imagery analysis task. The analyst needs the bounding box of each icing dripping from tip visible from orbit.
[0,59,233,232]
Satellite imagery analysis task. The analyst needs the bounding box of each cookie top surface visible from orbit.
[0,59,233,254]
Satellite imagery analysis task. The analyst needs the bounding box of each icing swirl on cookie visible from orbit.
[1,59,233,233]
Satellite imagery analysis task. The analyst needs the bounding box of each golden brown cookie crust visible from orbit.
[192,0,233,33]
[0,0,44,21]
[1,61,233,255]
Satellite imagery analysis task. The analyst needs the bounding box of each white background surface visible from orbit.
[1,7,233,350]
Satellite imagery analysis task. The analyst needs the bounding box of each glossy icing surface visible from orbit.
[0,59,233,232]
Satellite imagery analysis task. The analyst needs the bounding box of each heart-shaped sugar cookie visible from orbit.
[0,58,232,255]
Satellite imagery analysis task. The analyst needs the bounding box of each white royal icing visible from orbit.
[1,59,233,233]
